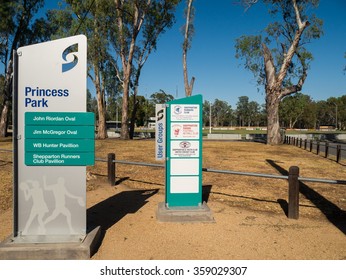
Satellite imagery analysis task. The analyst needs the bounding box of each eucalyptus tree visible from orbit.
[110,0,180,139]
[326,96,344,130]
[248,100,261,126]
[300,97,316,129]
[87,89,98,117]
[128,1,179,138]
[48,0,113,139]
[279,92,312,128]
[212,99,232,127]
[336,95,346,130]
[202,100,211,127]
[315,100,331,128]
[235,0,323,144]
[150,90,175,104]
[236,96,249,127]
[0,0,45,137]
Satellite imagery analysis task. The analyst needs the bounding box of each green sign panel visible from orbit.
[25,125,94,139]
[25,112,95,166]
[25,152,95,166]
[165,95,203,207]
[25,112,95,126]
[25,139,95,152]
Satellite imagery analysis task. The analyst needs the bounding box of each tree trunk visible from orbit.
[266,91,281,145]
[0,102,9,137]
[0,60,13,137]
[129,93,138,139]
[94,66,107,139]
[121,77,130,140]
[96,91,107,139]
[183,0,195,97]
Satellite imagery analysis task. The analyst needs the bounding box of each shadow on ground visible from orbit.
[87,188,159,254]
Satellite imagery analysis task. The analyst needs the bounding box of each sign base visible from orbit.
[156,202,215,223]
[0,226,101,260]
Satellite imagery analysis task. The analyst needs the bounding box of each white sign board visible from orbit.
[165,95,203,207]
[15,35,87,240]
[171,141,199,157]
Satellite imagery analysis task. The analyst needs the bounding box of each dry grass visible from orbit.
[1,137,345,220]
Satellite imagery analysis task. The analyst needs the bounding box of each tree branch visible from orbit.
[281,51,308,97]
[276,0,309,87]
[292,0,303,29]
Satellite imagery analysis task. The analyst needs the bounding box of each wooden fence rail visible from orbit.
[102,153,346,220]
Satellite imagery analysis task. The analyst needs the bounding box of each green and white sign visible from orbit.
[13,35,90,240]
[165,95,203,207]
[24,112,94,166]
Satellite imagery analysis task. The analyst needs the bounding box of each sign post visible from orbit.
[12,35,93,243]
[166,95,203,207]
[157,95,214,222]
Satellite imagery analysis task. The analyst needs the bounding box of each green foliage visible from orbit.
[0,0,46,136]
[0,0,45,69]
[87,89,98,116]
[277,93,346,130]
[235,35,264,85]
[236,96,263,126]
[202,99,234,127]
[279,92,313,128]
[150,90,174,104]
[235,0,323,88]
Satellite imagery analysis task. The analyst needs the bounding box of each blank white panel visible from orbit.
[170,176,199,193]
[170,158,199,175]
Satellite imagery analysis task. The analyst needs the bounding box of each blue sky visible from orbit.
[7,0,346,109]
[137,0,346,108]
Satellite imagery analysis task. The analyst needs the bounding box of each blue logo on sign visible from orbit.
[62,43,78,73]
[174,105,182,114]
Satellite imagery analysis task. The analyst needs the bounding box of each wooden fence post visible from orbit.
[325,142,329,158]
[309,140,313,152]
[316,142,320,155]
[288,166,300,219]
[304,139,307,150]
[108,153,116,186]
[336,145,341,163]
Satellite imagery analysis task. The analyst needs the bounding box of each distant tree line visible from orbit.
[87,90,346,131]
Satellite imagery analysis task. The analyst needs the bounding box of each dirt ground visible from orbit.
[0,139,345,260]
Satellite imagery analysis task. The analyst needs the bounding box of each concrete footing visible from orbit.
[0,226,101,260]
[156,202,215,223]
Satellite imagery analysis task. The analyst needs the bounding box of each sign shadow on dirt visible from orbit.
[87,188,159,252]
